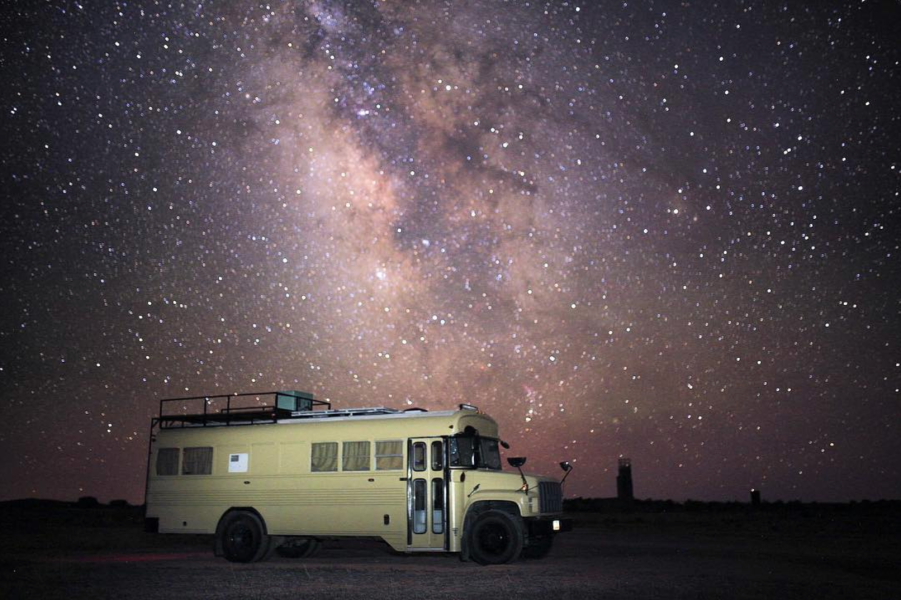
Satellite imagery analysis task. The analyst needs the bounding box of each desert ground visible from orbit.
[1,500,898,600]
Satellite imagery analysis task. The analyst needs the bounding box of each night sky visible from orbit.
[1,1,899,505]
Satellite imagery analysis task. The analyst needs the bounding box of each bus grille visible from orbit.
[539,481,563,513]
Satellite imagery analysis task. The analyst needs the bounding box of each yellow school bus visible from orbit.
[144,391,572,565]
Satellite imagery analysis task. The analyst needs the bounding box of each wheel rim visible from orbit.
[228,523,255,558]
[478,522,510,556]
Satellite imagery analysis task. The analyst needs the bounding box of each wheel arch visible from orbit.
[213,507,268,557]
[461,500,521,561]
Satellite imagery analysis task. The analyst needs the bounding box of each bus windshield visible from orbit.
[449,435,502,470]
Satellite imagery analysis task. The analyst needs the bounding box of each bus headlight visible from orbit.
[553,519,561,531]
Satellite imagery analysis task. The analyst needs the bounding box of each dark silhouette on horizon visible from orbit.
[617,458,634,503]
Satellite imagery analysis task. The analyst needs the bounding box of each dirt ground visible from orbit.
[1,501,898,600]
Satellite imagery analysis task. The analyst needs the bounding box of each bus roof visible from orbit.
[154,406,500,441]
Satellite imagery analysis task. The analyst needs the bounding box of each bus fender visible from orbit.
[460,500,521,561]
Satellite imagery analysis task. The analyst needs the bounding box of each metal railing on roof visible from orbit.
[154,391,330,429]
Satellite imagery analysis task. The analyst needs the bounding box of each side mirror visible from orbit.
[500,440,510,450]
[560,461,574,487]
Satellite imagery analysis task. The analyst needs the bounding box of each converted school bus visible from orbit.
[144,391,572,565]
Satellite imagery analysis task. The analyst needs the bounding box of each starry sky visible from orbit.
[1,1,899,504]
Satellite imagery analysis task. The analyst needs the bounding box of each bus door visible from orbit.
[407,437,447,550]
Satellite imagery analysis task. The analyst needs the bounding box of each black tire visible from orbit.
[276,537,321,559]
[221,512,269,563]
[522,535,553,559]
[262,535,284,561]
[468,510,524,565]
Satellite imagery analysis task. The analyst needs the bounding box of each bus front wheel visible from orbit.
[467,510,524,565]
[221,512,270,563]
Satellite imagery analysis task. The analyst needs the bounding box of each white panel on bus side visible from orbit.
[228,453,249,473]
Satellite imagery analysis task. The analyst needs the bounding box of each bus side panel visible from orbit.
[259,471,407,550]
[148,443,407,548]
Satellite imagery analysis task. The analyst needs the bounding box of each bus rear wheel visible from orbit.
[468,510,524,565]
[276,537,321,559]
[221,512,269,563]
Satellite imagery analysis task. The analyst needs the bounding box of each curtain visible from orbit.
[376,440,403,470]
[311,442,338,472]
[156,448,179,476]
[182,447,213,475]
[342,441,371,471]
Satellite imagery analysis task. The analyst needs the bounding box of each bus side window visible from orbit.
[156,448,179,476]
[412,442,426,471]
[182,447,213,475]
[375,440,403,470]
[431,440,443,470]
[311,442,338,472]
[342,441,371,471]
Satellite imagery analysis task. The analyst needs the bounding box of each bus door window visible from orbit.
[412,442,426,471]
[413,479,427,533]
[431,478,444,534]
[431,440,443,470]
[409,438,447,548]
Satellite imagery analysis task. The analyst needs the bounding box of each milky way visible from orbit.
[1,1,899,503]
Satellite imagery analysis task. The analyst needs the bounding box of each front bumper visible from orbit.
[526,516,573,536]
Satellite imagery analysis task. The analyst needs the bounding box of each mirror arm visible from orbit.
[517,466,529,493]
[560,463,573,487]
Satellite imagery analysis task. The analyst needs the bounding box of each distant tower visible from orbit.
[616,458,634,501]
[750,488,761,507]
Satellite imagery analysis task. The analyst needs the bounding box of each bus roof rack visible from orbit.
[154,390,331,429]
[285,407,400,420]
[153,390,448,429]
